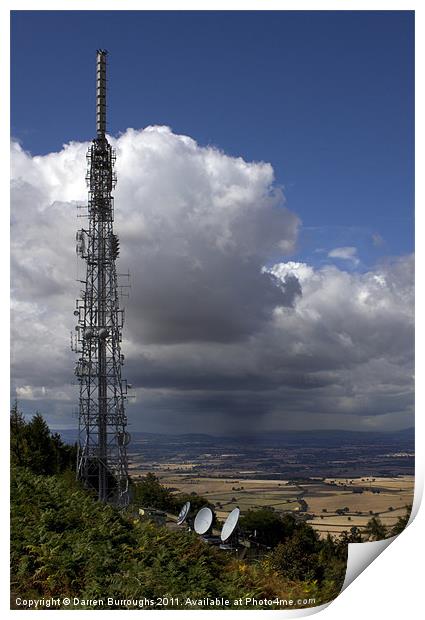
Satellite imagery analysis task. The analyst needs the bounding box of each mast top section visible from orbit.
[96,49,108,139]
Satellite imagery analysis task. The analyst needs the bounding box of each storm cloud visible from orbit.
[10,127,414,433]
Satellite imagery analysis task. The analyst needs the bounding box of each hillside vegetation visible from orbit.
[11,466,344,609]
[10,408,409,610]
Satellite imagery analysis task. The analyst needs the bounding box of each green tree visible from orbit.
[10,405,76,475]
[132,473,174,510]
[271,525,322,581]
[26,413,57,474]
[240,509,296,548]
[363,516,387,541]
[10,401,28,467]
[391,505,412,536]
[337,527,363,547]
[171,492,211,515]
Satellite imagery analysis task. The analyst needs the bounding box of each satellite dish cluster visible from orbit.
[177,502,241,550]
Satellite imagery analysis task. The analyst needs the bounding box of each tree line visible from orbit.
[10,402,77,475]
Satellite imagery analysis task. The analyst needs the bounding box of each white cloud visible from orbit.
[11,127,300,423]
[328,246,360,265]
[110,127,301,343]
[268,257,413,368]
[10,129,414,432]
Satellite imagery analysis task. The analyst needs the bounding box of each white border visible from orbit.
[2,2,422,619]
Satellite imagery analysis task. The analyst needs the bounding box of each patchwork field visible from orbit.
[135,470,414,538]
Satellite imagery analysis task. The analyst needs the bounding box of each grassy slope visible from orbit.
[11,467,341,610]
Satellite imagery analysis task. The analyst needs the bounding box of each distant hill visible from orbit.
[57,427,414,448]
[233,428,415,447]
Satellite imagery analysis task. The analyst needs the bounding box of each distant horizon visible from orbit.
[52,425,414,436]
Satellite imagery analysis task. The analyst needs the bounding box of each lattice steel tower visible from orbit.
[72,50,130,506]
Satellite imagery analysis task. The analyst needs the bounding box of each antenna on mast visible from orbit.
[96,49,107,138]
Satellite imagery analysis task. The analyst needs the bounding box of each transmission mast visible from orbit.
[72,50,130,506]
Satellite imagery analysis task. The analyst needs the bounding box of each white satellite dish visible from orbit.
[177,501,191,525]
[194,507,213,535]
[220,507,240,542]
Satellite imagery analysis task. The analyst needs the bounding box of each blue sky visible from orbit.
[11,10,414,268]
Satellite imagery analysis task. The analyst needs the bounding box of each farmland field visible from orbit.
[133,468,414,537]
[123,428,414,538]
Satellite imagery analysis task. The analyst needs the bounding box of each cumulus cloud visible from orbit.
[113,127,300,343]
[10,128,414,433]
[268,256,413,374]
[328,246,360,265]
[124,255,413,433]
[11,127,299,422]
